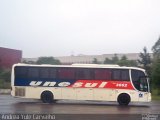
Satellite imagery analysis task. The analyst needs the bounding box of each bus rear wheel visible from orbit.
[41,91,54,103]
[117,93,130,106]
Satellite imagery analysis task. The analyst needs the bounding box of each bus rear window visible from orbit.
[15,66,28,78]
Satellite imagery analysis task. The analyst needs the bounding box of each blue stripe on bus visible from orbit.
[14,78,76,87]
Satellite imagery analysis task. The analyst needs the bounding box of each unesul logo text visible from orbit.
[29,81,108,88]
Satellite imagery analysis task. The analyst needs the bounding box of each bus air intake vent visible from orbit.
[15,87,25,97]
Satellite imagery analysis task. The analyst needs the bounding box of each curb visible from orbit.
[0,89,10,94]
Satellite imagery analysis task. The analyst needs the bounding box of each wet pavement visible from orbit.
[0,95,160,120]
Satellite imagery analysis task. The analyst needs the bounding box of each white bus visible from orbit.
[11,63,151,105]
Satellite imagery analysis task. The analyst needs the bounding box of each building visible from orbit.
[0,47,22,69]
[23,53,153,65]
[55,53,143,64]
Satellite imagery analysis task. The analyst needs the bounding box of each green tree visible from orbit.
[0,69,11,88]
[128,60,138,67]
[22,60,36,64]
[152,59,160,85]
[152,37,160,58]
[138,47,151,75]
[103,54,119,64]
[112,54,119,64]
[103,54,137,66]
[92,58,99,64]
[151,37,160,93]
[36,57,61,65]
[117,55,138,67]
[0,70,11,82]
[117,55,129,66]
[104,57,113,64]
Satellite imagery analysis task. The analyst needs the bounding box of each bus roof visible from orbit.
[13,63,145,72]
[71,63,120,67]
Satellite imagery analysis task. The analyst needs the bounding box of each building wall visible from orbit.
[55,53,153,64]
[0,47,22,69]
[23,53,153,65]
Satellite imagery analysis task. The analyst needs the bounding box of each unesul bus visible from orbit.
[11,63,151,105]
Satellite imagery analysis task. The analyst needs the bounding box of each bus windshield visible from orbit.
[131,69,149,92]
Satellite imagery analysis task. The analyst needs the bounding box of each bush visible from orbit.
[152,89,160,101]
[0,80,10,89]
[0,69,11,89]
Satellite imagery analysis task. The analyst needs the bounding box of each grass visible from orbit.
[151,89,160,101]
[152,95,160,101]
[0,80,10,89]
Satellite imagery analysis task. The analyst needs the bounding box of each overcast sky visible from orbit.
[0,0,160,58]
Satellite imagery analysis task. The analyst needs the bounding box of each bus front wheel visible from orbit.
[41,91,54,103]
[117,93,130,106]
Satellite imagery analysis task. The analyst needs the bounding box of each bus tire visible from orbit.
[41,91,54,103]
[117,93,130,106]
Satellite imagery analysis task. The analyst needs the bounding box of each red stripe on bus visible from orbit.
[69,80,134,90]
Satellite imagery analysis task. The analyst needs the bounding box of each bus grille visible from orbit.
[15,88,25,97]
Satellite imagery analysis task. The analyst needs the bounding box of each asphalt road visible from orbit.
[0,95,160,120]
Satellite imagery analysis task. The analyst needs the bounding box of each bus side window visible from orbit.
[40,68,49,78]
[58,68,75,79]
[112,69,121,80]
[28,67,39,78]
[76,68,93,80]
[95,69,111,80]
[15,66,28,78]
[121,70,129,81]
[112,69,129,81]
[49,68,57,78]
